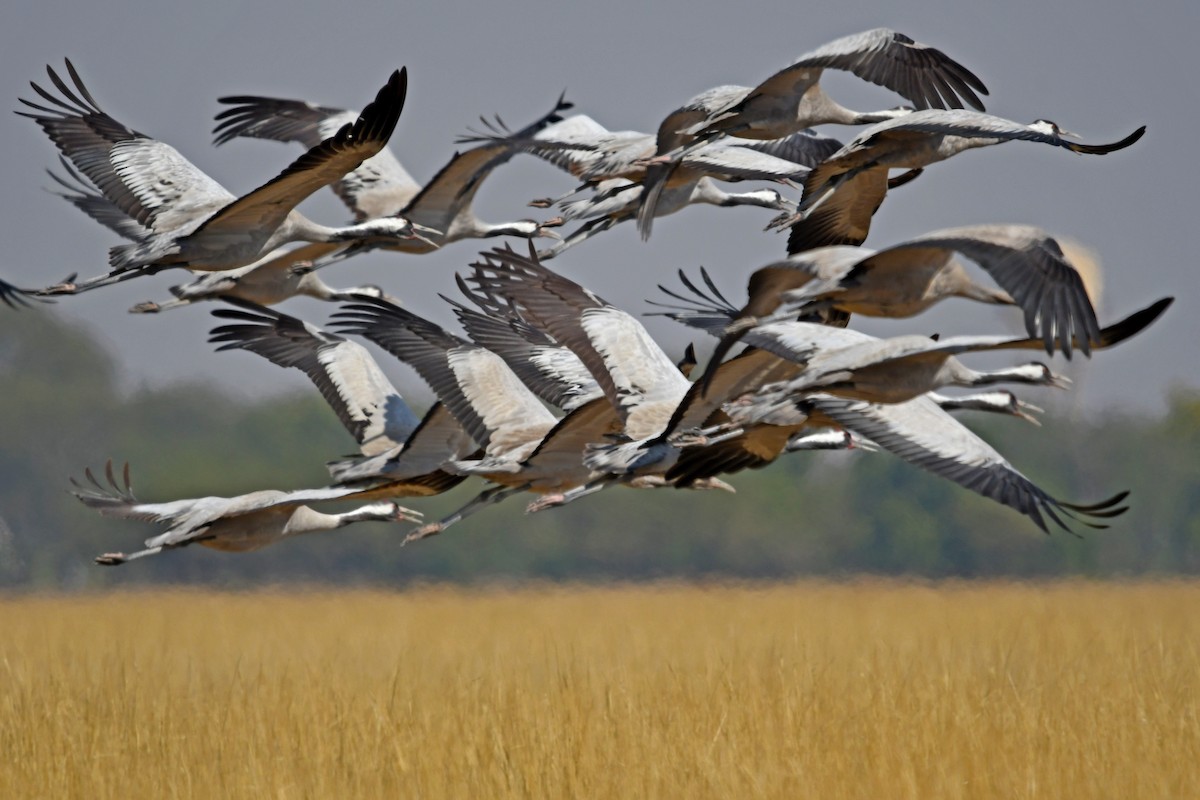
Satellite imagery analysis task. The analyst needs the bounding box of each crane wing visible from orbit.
[783,28,988,110]
[208,302,419,455]
[190,69,408,240]
[809,394,1127,533]
[18,60,235,233]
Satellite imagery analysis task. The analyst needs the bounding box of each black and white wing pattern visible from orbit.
[331,295,557,459]
[467,244,691,440]
[876,224,1102,355]
[190,69,408,241]
[18,60,235,233]
[780,28,988,111]
[45,157,151,241]
[448,277,604,412]
[808,394,1127,533]
[214,87,422,219]
[208,302,420,456]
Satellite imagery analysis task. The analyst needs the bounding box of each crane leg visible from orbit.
[537,216,618,260]
[526,478,614,512]
[94,545,165,565]
[129,297,193,314]
[402,484,528,544]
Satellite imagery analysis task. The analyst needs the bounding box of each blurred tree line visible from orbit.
[2,309,1197,590]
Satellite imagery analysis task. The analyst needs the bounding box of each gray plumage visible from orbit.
[698,224,1104,384]
[20,63,427,293]
[332,293,626,542]
[74,461,421,565]
[636,28,988,234]
[207,302,473,497]
[653,283,1135,533]
[209,303,421,455]
[466,244,692,441]
[41,160,394,311]
[774,110,1145,251]
[215,90,573,252]
[446,276,605,412]
[806,394,1128,533]
[691,28,989,143]
[727,297,1168,409]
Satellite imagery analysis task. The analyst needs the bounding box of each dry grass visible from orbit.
[1,581,1197,799]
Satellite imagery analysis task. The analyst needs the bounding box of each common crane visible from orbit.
[464,245,748,505]
[692,224,1105,386]
[206,302,474,498]
[129,245,396,313]
[653,283,1132,533]
[503,120,839,250]
[604,132,841,242]
[212,90,572,255]
[445,277,606,412]
[657,389,1039,491]
[769,110,1146,251]
[724,297,1169,411]
[19,62,436,294]
[331,294,623,541]
[466,244,695,443]
[636,28,989,233]
[688,28,987,142]
[44,161,396,311]
[75,461,422,565]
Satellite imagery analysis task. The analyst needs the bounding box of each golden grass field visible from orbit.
[1,581,1197,799]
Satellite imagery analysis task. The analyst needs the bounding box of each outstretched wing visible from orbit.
[209,301,419,455]
[190,69,408,239]
[782,28,988,110]
[809,394,1127,533]
[18,60,235,233]
[214,92,421,219]
[468,244,691,439]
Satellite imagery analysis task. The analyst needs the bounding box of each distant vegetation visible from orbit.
[3,310,1198,589]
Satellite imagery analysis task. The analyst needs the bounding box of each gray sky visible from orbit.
[3,0,1196,415]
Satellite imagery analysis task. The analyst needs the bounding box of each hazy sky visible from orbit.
[3,0,1196,416]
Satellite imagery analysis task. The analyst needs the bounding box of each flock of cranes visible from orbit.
[3,27,1170,566]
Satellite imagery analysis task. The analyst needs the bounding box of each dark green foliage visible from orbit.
[2,311,1196,588]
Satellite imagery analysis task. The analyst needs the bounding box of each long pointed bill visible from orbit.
[392,504,424,523]
[408,224,443,249]
[1015,400,1044,426]
[1015,409,1043,426]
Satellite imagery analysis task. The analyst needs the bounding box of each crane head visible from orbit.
[1029,119,1080,139]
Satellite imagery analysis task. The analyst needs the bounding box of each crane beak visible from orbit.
[1011,399,1044,426]
[407,224,442,249]
[390,503,424,523]
[1048,372,1072,390]
[848,432,881,452]
[537,216,565,239]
